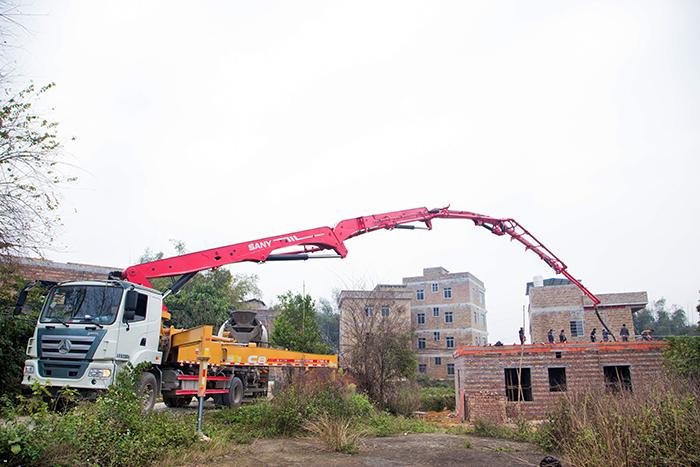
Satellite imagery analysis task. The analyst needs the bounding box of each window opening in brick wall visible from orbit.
[481,314,486,326]
[570,320,584,337]
[446,336,454,349]
[604,365,632,393]
[365,306,373,317]
[475,337,479,345]
[418,364,427,374]
[433,307,440,317]
[417,289,424,300]
[444,311,453,323]
[447,363,455,376]
[432,283,439,293]
[417,313,425,325]
[505,368,533,401]
[444,287,452,299]
[473,311,477,323]
[482,336,487,345]
[479,290,484,304]
[434,357,442,366]
[548,367,567,392]
[381,305,390,317]
[433,331,441,341]
[418,337,426,349]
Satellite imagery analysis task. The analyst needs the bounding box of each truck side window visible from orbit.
[134,293,148,322]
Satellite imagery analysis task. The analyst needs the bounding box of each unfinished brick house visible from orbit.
[453,278,661,421]
[527,277,648,343]
[454,341,666,421]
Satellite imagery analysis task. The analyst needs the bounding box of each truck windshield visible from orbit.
[40,285,124,325]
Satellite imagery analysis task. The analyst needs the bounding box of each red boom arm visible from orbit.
[121,206,600,306]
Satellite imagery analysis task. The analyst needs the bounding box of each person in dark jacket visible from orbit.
[602,328,610,342]
[519,327,526,345]
[559,330,567,343]
[590,328,597,342]
[620,324,630,342]
[547,329,554,344]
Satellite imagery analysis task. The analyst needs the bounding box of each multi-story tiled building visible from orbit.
[338,267,488,379]
[402,267,487,378]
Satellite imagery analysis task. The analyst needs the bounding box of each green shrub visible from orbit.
[418,386,455,412]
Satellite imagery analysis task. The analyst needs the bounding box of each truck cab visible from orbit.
[22,280,163,399]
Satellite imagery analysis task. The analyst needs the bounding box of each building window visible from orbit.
[418,364,427,374]
[418,337,426,349]
[444,311,453,323]
[434,357,442,366]
[381,305,390,317]
[433,307,440,317]
[472,286,477,300]
[548,368,567,392]
[482,336,487,345]
[481,314,486,326]
[475,337,479,345]
[433,331,441,341]
[365,306,373,317]
[446,336,454,349]
[432,283,439,293]
[570,320,584,337]
[444,287,452,299]
[417,313,425,325]
[505,368,533,401]
[479,290,484,304]
[604,365,632,393]
[446,363,455,376]
[474,311,477,323]
[416,289,424,301]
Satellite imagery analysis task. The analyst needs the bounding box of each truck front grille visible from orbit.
[40,334,96,359]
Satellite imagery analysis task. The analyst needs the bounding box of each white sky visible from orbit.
[14,0,700,343]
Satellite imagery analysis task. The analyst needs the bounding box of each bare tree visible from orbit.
[339,285,416,408]
[0,2,75,261]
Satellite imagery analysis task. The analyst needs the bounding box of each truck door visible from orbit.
[116,291,162,366]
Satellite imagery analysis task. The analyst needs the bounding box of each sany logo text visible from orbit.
[248,240,272,251]
[248,355,267,364]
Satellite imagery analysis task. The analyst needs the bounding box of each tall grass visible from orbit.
[545,377,700,466]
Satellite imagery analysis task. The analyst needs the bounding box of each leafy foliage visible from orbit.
[0,83,76,259]
[138,244,261,329]
[633,298,697,338]
[270,291,331,354]
[315,297,340,354]
[1,363,199,467]
[0,265,48,398]
[664,336,700,379]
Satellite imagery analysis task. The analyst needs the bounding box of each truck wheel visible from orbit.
[223,376,243,408]
[163,395,192,408]
[137,372,158,412]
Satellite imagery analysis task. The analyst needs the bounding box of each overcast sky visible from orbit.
[13,0,700,343]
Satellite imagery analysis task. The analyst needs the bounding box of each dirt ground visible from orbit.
[198,432,556,467]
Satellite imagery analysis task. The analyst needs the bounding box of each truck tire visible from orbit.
[222,376,243,408]
[137,372,158,412]
[163,395,192,408]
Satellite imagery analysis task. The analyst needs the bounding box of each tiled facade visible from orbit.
[337,285,413,367]
[402,267,487,379]
[527,278,647,343]
[454,341,666,421]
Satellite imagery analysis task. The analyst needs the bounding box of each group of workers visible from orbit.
[515,325,655,344]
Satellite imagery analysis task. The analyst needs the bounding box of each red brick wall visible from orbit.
[12,258,119,282]
[455,341,666,421]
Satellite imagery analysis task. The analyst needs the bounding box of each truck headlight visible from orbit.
[23,365,34,375]
[88,369,112,379]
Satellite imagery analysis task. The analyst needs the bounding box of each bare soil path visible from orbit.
[196,432,557,467]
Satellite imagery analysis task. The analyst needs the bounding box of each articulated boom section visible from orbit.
[121,205,600,307]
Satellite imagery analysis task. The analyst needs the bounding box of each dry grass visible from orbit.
[546,377,700,467]
[304,413,369,453]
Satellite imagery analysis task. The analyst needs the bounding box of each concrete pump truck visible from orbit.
[19,206,602,411]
